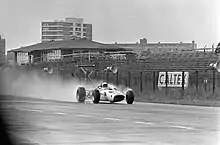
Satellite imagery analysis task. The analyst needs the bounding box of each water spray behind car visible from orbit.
[0,63,99,103]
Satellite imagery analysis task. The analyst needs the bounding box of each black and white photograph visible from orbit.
[0,0,219,144]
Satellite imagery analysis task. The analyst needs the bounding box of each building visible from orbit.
[41,21,73,42]
[113,38,197,54]
[143,40,197,53]
[0,35,6,64]
[7,39,131,65]
[41,17,92,42]
[7,37,198,65]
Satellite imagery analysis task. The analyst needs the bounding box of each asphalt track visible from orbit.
[1,95,220,145]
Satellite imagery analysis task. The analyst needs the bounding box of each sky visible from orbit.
[0,0,219,51]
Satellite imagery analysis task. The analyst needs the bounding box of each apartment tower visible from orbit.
[41,17,92,42]
[0,35,6,63]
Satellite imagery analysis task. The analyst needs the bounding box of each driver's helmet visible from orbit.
[102,82,108,88]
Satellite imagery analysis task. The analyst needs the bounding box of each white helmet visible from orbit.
[102,82,108,88]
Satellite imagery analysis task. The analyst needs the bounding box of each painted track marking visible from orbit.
[103,118,120,121]
[170,125,196,130]
[77,114,91,117]
[134,121,153,125]
[56,112,65,115]
[28,109,43,112]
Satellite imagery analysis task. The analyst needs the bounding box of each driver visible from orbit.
[98,82,108,89]
[98,82,109,90]
[102,82,108,88]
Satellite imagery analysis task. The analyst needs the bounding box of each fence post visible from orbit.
[128,71,131,88]
[56,63,59,77]
[182,71,185,97]
[140,71,143,92]
[195,70,199,93]
[213,69,216,94]
[96,71,99,80]
[153,71,156,92]
[204,69,207,92]
[103,71,105,81]
[93,70,96,80]
[106,70,109,83]
[116,71,119,86]
[165,71,168,95]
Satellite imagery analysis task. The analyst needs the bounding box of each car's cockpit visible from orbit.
[98,82,117,90]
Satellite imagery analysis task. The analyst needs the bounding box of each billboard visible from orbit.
[158,72,189,87]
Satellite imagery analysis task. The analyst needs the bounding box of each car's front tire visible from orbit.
[92,89,100,104]
[76,87,86,103]
[126,90,134,104]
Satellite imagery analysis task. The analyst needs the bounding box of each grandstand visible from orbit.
[137,50,218,71]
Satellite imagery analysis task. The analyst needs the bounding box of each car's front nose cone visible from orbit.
[113,95,125,102]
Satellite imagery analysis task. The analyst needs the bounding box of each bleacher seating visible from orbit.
[29,49,219,76]
[133,50,219,71]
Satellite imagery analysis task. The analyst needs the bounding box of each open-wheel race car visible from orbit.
[76,82,135,104]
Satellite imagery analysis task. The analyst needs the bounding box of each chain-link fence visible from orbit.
[87,69,220,106]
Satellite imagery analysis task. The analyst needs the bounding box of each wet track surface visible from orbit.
[0,95,220,145]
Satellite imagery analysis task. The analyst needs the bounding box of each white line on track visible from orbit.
[28,109,43,112]
[103,117,120,121]
[56,112,65,115]
[169,125,196,130]
[134,121,153,125]
[77,114,91,117]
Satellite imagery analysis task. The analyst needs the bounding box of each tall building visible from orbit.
[84,24,92,40]
[41,17,92,42]
[0,35,6,63]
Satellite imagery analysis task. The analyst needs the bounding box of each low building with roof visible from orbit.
[7,37,197,65]
[7,39,134,65]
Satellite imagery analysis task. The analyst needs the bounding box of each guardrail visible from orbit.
[88,69,220,106]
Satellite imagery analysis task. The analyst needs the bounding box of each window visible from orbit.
[75,23,81,27]
[51,27,63,30]
[42,27,49,30]
[64,23,72,27]
[83,33,86,36]
[83,28,86,32]
[42,31,63,35]
[76,32,81,36]
[42,27,64,31]
[42,36,63,39]
[44,22,62,26]
[75,28,81,31]
[42,23,49,26]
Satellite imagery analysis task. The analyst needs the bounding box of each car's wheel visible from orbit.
[92,89,100,104]
[126,90,134,104]
[76,87,86,103]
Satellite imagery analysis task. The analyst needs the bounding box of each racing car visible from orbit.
[76,82,135,104]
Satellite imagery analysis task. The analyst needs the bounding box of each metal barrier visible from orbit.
[88,69,220,102]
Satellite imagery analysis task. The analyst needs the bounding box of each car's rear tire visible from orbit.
[92,89,100,104]
[126,90,134,104]
[76,87,86,103]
